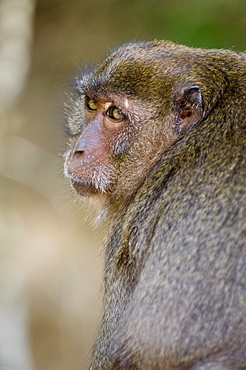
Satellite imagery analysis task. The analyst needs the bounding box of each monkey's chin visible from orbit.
[71,179,106,198]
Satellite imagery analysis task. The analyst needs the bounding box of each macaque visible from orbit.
[64,41,246,369]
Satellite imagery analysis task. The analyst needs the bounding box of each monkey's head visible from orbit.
[64,40,228,208]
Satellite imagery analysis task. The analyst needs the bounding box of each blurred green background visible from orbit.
[0,0,245,369]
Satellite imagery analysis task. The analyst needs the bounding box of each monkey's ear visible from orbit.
[174,86,203,134]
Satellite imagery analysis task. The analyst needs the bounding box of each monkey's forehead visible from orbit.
[76,41,243,100]
[93,41,193,96]
[77,43,190,99]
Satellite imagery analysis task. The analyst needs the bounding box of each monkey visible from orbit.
[64,40,246,369]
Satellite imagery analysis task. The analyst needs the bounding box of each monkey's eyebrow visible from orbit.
[73,73,95,95]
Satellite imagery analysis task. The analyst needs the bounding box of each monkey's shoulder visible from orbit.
[120,135,246,249]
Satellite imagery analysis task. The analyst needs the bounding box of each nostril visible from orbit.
[75,149,84,155]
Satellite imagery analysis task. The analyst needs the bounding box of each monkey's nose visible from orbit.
[74,149,84,155]
[73,134,87,155]
[73,137,85,155]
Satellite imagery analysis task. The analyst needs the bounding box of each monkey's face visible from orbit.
[64,41,204,204]
[64,91,149,199]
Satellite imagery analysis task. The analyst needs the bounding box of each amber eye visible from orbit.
[86,97,97,111]
[107,106,124,121]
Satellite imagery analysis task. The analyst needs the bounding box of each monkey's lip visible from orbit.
[71,178,101,196]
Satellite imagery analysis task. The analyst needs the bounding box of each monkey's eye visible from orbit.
[86,97,98,111]
[107,106,124,121]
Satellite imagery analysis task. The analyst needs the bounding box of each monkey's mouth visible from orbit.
[71,178,101,197]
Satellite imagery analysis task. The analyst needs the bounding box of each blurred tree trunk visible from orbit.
[0,0,35,109]
[0,1,36,369]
